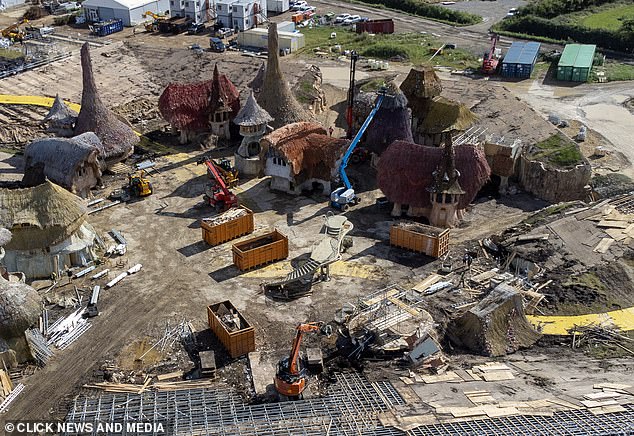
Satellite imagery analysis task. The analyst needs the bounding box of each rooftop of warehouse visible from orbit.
[502,41,541,65]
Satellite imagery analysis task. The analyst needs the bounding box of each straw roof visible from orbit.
[257,23,312,129]
[416,96,477,134]
[74,43,138,164]
[262,122,349,181]
[400,66,442,100]
[233,91,273,126]
[353,89,413,154]
[159,65,240,132]
[0,228,11,248]
[377,141,490,209]
[249,62,265,92]
[43,94,77,125]
[23,132,103,190]
[0,181,88,251]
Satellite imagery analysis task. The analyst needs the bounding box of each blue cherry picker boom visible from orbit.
[330,88,386,211]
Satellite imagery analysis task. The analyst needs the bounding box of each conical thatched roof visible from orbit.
[418,96,477,134]
[377,141,490,209]
[249,62,265,92]
[158,65,240,132]
[234,91,273,126]
[261,122,349,182]
[0,181,88,251]
[400,66,442,100]
[43,94,77,125]
[74,43,137,164]
[0,228,11,248]
[353,88,413,155]
[256,23,312,129]
[22,132,103,191]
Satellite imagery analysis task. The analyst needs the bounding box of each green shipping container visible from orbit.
[557,44,596,82]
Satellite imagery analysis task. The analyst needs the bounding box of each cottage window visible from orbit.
[218,4,222,10]
[196,1,200,6]
[170,0,174,4]
[185,1,189,6]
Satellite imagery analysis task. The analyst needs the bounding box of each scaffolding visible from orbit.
[409,404,634,436]
[65,373,405,435]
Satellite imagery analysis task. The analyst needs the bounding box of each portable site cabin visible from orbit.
[266,0,289,13]
[557,44,596,82]
[82,0,170,26]
[0,0,23,10]
[501,41,541,79]
[237,27,305,52]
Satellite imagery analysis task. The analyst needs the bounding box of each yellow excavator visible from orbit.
[128,171,153,197]
[142,11,167,32]
[1,19,28,42]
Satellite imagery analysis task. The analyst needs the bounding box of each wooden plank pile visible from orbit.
[85,378,217,393]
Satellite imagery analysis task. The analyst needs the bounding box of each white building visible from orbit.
[184,0,213,24]
[0,0,24,11]
[169,0,185,17]
[215,0,266,31]
[82,0,170,26]
[237,27,304,52]
[266,0,288,14]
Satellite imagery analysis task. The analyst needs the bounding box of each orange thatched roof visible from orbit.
[262,122,349,181]
[158,65,240,132]
[377,141,490,209]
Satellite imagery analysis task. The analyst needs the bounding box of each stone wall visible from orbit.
[518,154,591,203]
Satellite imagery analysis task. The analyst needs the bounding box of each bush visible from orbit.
[361,44,409,60]
[496,15,634,52]
[519,0,620,19]
[354,0,481,25]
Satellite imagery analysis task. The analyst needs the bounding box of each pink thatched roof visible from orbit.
[262,122,349,181]
[158,65,240,132]
[377,141,490,209]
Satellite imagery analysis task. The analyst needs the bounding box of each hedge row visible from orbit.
[354,0,481,26]
[496,16,634,53]
[519,0,620,19]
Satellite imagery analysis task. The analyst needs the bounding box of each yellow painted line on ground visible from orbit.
[0,94,81,113]
[242,260,383,280]
[527,306,634,335]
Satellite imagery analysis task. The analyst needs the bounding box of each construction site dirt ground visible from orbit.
[2,10,634,428]
[2,150,634,422]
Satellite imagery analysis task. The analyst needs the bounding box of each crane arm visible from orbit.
[339,92,385,190]
[204,160,230,195]
[288,322,322,375]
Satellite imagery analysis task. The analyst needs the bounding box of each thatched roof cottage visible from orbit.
[74,43,138,166]
[0,279,42,365]
[159,65,240,144]
[261,122,349,195]
[352,85,413,155]
[43,94,78,137]
[0,181,98,280]
[377,140,490,226]
[22,132,104,198]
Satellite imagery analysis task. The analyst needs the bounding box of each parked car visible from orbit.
[343,15,361,25]
[187,22,206,34]
[189,43,204,54]
[506,8,518,17]
[291,1,308,11]
[334,13,351,23]
[210,37,226,52]
[215,27,234,38]
[298,5,316,12]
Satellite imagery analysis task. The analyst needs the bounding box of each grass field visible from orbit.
[300,26,479,69]
[581,4,634,31]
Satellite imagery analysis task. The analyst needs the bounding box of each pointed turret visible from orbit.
[257,23,312,128]
[74,43,138,166]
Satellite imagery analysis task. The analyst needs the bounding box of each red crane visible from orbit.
[274,322,325,398]
[482,34,500,75]
[202,159,239,212]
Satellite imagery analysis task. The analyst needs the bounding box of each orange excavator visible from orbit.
[274,322,330,398]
